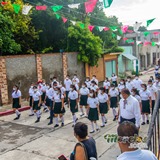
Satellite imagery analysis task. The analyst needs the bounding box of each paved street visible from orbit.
[0,69,155,160]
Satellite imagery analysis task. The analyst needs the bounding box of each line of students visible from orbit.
[11,73,160,131]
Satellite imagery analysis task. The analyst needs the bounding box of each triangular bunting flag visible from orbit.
[127,30,133,33]
[136,41,142,45]
[133,22,142,32]
[117,35,121,40]
[12,4,21,14]
[123,37,128,41]
[36,6,47,10]
[103,27,109,31]
[103,0,113,8]
[55,14,61,19]
[126,39,134,43]
[85,0,97,13]
[1,1,8,5]
[118,29,123,35]
[88,25,94,32]
[51,5,63,12]
[112,33,116,38]
[62,17,68,23]
[70,20,76,25]
[79,23,85,29]
[110,26,117,31]
[143,41,151,46]
[151,42,156,46]
[153,32,160,35]
[147,18,155,27]
[98,26,105,32]
[143,31,150,37]
[68,3,80,9]
[121,25,128,33]
[22,5,32,15]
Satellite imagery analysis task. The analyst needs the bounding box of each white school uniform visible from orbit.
[134,95,141,103]
[98,93,108,103]
[64,79,72,91]
[80,87,89,95]
[51,80,59,87]
[68,90,78,100]
[118,84,125,93]
[29,87,34,96]
[153,81,160,91]
[85,80,91,88]
[32,91,41,101]
[147,85,157,100]
[87,97,99,108]
[109,88,119,97]
[103,81,110,89]
[47,88,55,101]
[126,81,134,92]
[60,87,66,95]
[111,76,117,82]
[139,90,151,100]
[90,85,99,92]
[12,90,22,98]
[132,79,143,90]
[91,78,98,85]
[72,77,80,85]
[54,93,64,103]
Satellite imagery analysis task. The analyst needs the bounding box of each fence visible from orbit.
[147,90,160,159]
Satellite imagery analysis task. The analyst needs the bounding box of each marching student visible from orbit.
[44,83,51,113]
[90,80,99,95]
[111,73,118,87]
[79,83,90,117]
[12,85,21,120]
[132,75,143,91]
[149,76,154,83]
[32,86,41,123]
[131,88,142,108]
[126,76,134,92]
[118,79,125,99]
[139,84,152,125]
[53,87,65,127]
[59,82,66,96]
[28,83,34,116]
[68,85,79,127]
[85,76,91,89]
[72,74,80,91]
[41,81,48,112]
[108,84,119,121]
[91,75,98,85]
[87,90,99,133]
[147,80,157,113]
[103,77,110,94]
[52,76,59,86]
[64,75,72,105]
[98,87,109,127]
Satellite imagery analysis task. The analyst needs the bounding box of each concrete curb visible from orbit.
[0,106,30,117]
[140,68,154,75]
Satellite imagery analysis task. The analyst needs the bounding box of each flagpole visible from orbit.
[135,22,139,76]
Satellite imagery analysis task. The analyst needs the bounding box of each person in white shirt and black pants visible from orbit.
[12,85,21,120]
[28,83,34,116]
[98,87,109,127]
[139,84,152,125]
[118,88,141,129]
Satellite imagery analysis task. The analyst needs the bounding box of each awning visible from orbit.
[122,53,137,60]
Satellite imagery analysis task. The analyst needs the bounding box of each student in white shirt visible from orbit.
[118,89,141,128]
[53,87,65,127]
[147,80,157,113]
[90,80,99,95]
[118,79,126,99]
[28,83,34,116]
[68,85,79,127]
[103,77,110,94]
[52,76,59,86]
[32,86,41,123]
[41,80,48,112]
[79,83,89,117]
[98,87,109,127]
[117,121,158,160]
[111,73,118,87]
[85,77,91,89]
[108,84,119,121]
[12,85,21,120]
[72,74,80,86]
[153,76,160,90]
[91,75,98,85]
[87,90,99,133]
[44,83,50,113]
[126,76,134,92]
[64,75,72,105]
[132,75,143,91]
[139,84,152,125]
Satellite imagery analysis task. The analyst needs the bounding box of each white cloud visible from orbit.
[104,0,160,30]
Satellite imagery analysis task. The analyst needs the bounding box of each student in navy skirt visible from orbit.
[103,77,110,94]
[28,83,34,116]
[87,90,99,133]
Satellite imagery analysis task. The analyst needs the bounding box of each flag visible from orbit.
[85,0,97,13]
[68,3,80,9]
[136,41,142,45]
[123,37,128,41]
[97,26,105,32]
[153,31,160,35]
[1,2,8,5]
[103,0,113,8]
[147,18,155,27]
[117,35,121,40]
[62,17,68,23]
[22,5,32,15]
[103,27,109,31]
[133,22,142,32]
[79,23,85,29]
[12,4,21,14]
[118,29,123,35]
[112,33,116,38]
[127,30,133,33]
[51,5,63,12]
[143,31,150,37]
[152,42,156,46]
[55,14,61,19]
[110,26,117,31]
[126,39,134,43]
[143,41,151,46]
[121,25,128,33]
[36,6,47,10]
[88,25,94,32]
[70,20,76,25]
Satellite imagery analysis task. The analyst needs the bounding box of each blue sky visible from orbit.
[104,0,160,30]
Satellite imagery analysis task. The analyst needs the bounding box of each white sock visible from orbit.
[91,122,94,131]
[61,116,64,123]
[36,111,40,118]
[101,116,105,126]
[30,108,34,114]
[15,110,20,117]
[103,115,107,122]
[85,108,88,115]
[142,115,145,122]
[95,122,99,129]
[55,117,59,125]
[80,108,84,114]
[146,115,149,120]
[73,115,77,125]
[112,108,117,117]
